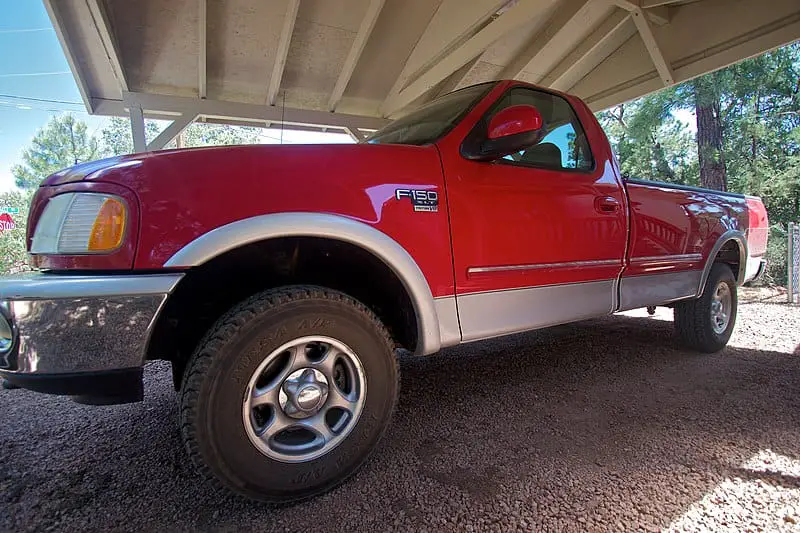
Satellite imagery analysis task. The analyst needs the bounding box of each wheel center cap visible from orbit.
[296,385,323,411]
[279,368,329,419]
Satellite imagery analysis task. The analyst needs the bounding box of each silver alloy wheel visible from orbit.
[242,336,367,463]
[710,281,732,334]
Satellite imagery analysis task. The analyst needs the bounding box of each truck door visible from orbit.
[439,87,628,342]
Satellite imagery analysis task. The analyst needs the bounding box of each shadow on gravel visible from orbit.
[2,314,800,532]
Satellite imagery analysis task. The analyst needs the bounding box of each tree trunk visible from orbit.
[751,90,759,163]
[694,78,727,191]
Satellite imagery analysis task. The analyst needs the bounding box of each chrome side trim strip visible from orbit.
[457,280,615,343]
[617,270,702,312]
[434,296,461,348]
[164,212,442,356]
[0,273,184,300]
[630,253,702,263]
[468,259,621,275]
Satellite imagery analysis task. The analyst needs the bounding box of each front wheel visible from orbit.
[179,286,398,503]
[674,263,737,353]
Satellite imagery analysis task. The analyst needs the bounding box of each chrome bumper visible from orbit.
[0,272,183,403]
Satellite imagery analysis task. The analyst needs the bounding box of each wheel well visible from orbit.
[714,239,743,282]
[147,237,418,388]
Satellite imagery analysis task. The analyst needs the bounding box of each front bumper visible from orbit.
[0,272,183,404]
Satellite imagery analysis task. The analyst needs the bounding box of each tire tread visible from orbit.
[674,263,736,353]
[178,285,399,503]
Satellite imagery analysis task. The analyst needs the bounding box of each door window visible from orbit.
[492,88,594,172]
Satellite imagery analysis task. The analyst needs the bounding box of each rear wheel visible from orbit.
[179,286,398,503]
[674,263,737,353]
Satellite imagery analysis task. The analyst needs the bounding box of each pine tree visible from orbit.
[11,114,100,189]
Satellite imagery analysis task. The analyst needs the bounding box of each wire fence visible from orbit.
[790,222,800,304]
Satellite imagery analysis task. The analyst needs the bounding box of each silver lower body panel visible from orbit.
[617,270,702,312]
[457,280,615,343]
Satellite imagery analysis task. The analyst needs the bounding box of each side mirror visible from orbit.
[461,104,546,161]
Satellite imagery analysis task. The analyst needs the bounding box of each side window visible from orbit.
[492,88,593,172]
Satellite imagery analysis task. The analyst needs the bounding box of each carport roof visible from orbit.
[45,0,800,137]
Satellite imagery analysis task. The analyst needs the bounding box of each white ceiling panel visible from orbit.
[43,0,800,133]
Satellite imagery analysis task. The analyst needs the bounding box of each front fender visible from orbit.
[164,212,443,355]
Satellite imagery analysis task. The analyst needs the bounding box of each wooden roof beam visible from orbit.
[328,0,386,111]
[381,0,555,117]
[267,0,301,106]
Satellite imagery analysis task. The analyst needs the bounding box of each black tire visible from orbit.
[674,263,737,353]
[179,285,398,503]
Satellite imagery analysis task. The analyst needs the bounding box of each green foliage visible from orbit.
[599,43,800,286]
[180,123,261,147]
[11,115,100,189]
[722,45,800,219]
[100,117,262,155]
[763,225,788,286]
[0,190,35,274]
[101,116,162,156]
[597,88,697,184]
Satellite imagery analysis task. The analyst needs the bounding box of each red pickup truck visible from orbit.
[0,80,768,502]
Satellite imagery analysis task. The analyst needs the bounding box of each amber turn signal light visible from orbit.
[88,198,126,252]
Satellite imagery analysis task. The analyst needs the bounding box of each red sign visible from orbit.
[0,213,16,232]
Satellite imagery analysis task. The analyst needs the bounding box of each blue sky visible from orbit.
[0,0,107,192]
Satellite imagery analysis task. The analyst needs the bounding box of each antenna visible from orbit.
[280,90,286,145]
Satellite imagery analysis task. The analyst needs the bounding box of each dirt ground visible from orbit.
[2,289,800,532]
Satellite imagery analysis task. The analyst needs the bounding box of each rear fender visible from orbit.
[697,230,748,296]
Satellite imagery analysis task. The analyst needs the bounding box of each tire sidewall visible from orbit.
[190,293,396,501]
[703,264,737,347]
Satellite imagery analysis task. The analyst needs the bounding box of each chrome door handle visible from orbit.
[595,196,620,213]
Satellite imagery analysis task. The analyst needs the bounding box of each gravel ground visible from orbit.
[2,293,800,532]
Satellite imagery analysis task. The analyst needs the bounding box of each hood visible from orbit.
[39,144,270,187]
[40,156,129,186]
[75,143,440,192]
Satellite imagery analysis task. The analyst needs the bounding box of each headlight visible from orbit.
[31,193,127,254]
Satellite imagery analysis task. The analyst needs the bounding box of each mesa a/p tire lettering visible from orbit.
[297,318,335,330]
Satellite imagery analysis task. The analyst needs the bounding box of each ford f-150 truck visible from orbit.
[0,80,768,502]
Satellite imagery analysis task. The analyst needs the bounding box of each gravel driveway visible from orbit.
[2,293,800,532]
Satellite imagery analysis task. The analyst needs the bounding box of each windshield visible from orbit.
[366,83,495,146]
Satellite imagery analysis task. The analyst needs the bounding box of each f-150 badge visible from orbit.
[395,189,438,213]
